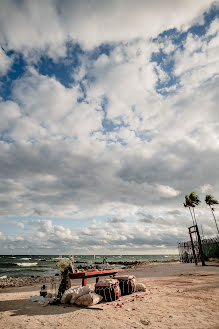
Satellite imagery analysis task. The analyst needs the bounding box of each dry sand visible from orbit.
[0,262,219,329]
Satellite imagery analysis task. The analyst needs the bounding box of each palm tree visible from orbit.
[205,194,219,235]
[184,194,195,226]
[189,192,201,227]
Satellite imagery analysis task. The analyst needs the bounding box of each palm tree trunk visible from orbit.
[189,207,195,226]
[191,207,198,241]
[192,207,197,226]
[210,205,219,235]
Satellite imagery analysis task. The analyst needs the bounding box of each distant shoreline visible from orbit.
[0,260,181,289]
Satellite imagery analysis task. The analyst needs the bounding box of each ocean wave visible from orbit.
[16,262,38,267]
[0,262,18,267]
[20,258,32,260]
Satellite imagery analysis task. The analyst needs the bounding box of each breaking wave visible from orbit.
[16,262,38,267]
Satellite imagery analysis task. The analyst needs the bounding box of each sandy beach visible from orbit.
[0,262,219,329]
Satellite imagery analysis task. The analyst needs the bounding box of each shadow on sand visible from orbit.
[0,298,103,317]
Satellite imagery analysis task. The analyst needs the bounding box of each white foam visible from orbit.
[16,262,38,267]
[0,275,7,279]
[21,258,32,260]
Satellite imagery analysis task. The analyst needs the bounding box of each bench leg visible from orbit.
[82,278,87,286]
[96,277,100,284]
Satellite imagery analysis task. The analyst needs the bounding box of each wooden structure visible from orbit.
[188,225,205,266]
[69,269,124,286]
[177,225,219,265]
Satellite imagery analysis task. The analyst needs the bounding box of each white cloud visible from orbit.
[156,185,181,198]
[0,47,13,76]
[1,203,218,253]
[0,48,13,75]
[200,184,213,193]
[0,1,219,254]
[0,0,215,58]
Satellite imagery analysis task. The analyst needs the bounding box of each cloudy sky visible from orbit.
[0,0,219,255]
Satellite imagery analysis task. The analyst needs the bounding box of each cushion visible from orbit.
[75,292,103,307]
[136,283,146,291]
[95,279,118,287]
[69,285,91,304]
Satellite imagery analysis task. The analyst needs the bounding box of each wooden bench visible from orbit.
[69,269,124,286]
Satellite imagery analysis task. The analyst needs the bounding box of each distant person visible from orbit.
[103,257,107,264]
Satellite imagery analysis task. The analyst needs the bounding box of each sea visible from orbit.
[0,254,179,277]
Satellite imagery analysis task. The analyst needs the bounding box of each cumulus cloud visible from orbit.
[156,185,181,198]
[0,0,214,57]
[1,203,217,253]
[0,48,13,75]
[200,184,213,193]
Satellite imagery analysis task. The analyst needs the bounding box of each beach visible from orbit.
[0,262,219,329]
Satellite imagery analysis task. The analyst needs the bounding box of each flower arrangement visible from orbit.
[55,257,74,302]
[56,257,73,272]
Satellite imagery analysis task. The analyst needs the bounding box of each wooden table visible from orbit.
[69,269,124,286]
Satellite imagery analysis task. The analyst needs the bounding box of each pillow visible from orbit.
[117,275,135,280]
[75,292,103,307]
[69,285,91,304]
[95,279,118,287]
[61,287,76,304]
[136,283,146,292]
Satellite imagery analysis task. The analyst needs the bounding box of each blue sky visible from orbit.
[0,0,219,254]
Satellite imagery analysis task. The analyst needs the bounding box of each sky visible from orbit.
[0,0,219,255]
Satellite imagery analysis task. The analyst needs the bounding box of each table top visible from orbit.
[69,268,123,279]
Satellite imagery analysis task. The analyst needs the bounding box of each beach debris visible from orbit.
[140,319,151,325]
[30,295,45,303]
[30,295,54,306]
[136,283,146,292]
[75,292,103,307]
[176,289,183,293]
[45,293,53,298]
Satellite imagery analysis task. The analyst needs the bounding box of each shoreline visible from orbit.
[0,259,218,290]
[0,260,180,289]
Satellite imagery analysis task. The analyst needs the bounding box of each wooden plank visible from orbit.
[69,269,123,279]
[82,278,87,286]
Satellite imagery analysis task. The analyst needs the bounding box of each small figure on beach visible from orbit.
[103,257,107,264]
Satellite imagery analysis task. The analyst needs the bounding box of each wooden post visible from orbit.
[196,225,206,266]
[189,231,197,265]
[82,278,87,286]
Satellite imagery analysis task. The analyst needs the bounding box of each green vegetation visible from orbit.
[205,194,219,235]
[184,192,219,235]
[184,192,201,227]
